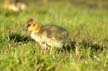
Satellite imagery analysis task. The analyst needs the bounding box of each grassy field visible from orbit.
[0,1,108,71]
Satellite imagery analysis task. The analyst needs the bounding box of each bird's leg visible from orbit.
[39,42,47,54]
[40,42,47,49]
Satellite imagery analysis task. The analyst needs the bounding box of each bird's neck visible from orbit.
[34,25,42,34]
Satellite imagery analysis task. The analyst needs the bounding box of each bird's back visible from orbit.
[41,24,69,41]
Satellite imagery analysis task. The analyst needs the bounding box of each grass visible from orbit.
[0,1,108,71]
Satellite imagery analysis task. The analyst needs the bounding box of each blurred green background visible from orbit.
[0,0,108,71]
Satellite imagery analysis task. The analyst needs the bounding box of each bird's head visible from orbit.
[24,18,41,33]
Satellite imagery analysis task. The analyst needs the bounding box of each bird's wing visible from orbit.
[41,24,69,41]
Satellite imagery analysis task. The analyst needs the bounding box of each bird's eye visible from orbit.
[28,24,30,26]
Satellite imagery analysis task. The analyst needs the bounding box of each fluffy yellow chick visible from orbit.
[3,0,27,12]
[25,18,69,49]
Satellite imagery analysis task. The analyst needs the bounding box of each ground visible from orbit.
[0,1,108,71]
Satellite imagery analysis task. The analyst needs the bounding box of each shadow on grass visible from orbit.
[8,32,34,43]
[81,39,104,51]
[64,39,108,53]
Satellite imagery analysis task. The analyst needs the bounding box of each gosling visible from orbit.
[3,0,27,12]
[25,18,69,49]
